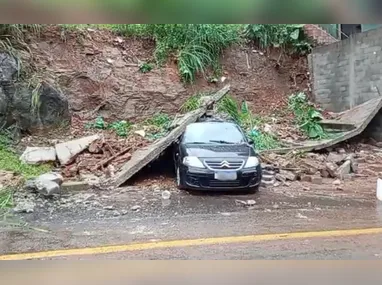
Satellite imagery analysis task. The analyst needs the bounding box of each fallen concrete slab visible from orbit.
[55,134,100,165]
[111,85,230,187]
[264,97,382,154]
[20,147,56,165]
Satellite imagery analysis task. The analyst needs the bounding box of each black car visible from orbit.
[173,118,262,193]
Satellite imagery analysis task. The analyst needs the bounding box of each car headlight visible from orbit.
[244,156,260,168]
[183,156,205,168]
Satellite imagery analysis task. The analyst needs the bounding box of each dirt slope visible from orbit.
[25,26,308,122]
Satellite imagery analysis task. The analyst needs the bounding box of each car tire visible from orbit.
[247,185,260,194]
[176,166,185,190]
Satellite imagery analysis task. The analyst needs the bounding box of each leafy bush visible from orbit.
[244,24,312,55]
[180,93,203,113]
[288,92,326,139]
[108,120,132,137]
[217,96,280,150]
[139,62,153,73]
[114,24,241,82]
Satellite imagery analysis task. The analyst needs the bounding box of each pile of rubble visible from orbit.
[261,146,367,188]
[19,132,148,192]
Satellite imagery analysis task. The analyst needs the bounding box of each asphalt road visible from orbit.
[1,189,382,260]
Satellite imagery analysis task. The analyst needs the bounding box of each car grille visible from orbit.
[199,177,252,188]
[204,159,244,170]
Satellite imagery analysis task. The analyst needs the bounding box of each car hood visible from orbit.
[183,143,251,158]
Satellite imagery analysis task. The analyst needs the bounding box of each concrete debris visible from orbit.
[280,169,297,181]
[55,134,100,165]
[327,152,346,164]
[332,179,342,186]
[35,179,61,196]
[336,160,352,180]
[131,205,141,211]
[13,200,35,213]
[20,147,56,165]
[235,199,256,207]
[37,172,64,186]
[134,130,146,138]
[325,162,338,178]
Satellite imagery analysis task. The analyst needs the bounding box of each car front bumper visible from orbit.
[181,165,262,191]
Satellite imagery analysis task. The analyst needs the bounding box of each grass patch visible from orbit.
[0,133,51,179]
[0,187,13,210]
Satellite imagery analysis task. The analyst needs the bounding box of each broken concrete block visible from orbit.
[55,134,100,165]
[280,169,297,181]
[320,169,330,178]
[327,152,346,164]
[325,162,338,178]
[35,180,61,196]
[336,160,351,179]
[37,172,64,186]
[275,173,286,182]
[20,147,56,165]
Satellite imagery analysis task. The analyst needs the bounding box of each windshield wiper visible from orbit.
[209,140,237,144]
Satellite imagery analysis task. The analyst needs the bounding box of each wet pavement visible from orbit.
[1,186,382,259]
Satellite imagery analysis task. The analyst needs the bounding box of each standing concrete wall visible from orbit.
[310,27,382,113]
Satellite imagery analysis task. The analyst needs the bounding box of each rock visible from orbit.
[311,176,323,184]
[13,200,35,213]
[37,172,64,186]
[103,205,115,210]
[327,152,346,164]
[20,147,56,165]
[337,148,346,154]
[325,162,338,178]
[131,205,141,211]
[161,190,171,200]
[280,169,297,181]
[55,134,100,165]
[296,212,308,219]
[320,169,329,178]
[35,180,61,196]
[345,154,358,173]
[336,160,351,179]
[332,179,342,186]
[0,52,18,81]
[121,210,128,215]
[247,200,256,206]
[302,186,310,191]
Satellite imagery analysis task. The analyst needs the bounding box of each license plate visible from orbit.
[214,171,237,181]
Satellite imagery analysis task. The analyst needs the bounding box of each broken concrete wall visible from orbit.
[310,27,382,113]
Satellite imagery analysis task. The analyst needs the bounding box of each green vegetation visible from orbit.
[139,62,153,73]
[0,133,51,179]
[86,116,132,137]
[244,24,312,55]
[180,93,204,113]
[217,96,280,150]
[288,92,326,139]
[113,24,241,82]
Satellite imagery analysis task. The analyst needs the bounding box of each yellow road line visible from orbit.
[1,227,382,260]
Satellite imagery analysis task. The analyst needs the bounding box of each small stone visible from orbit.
[131,205,141,211]
[113,211,121,217]
[303,186,310,191]
[246,200,256,206]
[296,212,308,219]
[103,205,114,210]
[273,204,280,209]
[332,179,342,186]
[337,148,346,154]
[320,169,329,178]
[121,210,128,215]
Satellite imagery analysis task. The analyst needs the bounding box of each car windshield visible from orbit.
[182,122,245,144]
